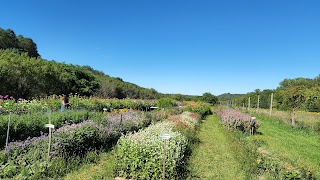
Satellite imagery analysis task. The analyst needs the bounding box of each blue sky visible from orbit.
[2,0,320,95]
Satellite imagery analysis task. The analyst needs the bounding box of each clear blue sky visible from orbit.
[2,0,320,95]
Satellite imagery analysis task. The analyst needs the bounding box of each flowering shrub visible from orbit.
[214,108,260,134]
[0,111,150,179]
[115,122,188,179]
[115,110,202,179]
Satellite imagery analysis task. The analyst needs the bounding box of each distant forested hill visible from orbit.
[0,28,200,100]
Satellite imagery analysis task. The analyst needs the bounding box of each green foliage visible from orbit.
[0,111,151,179]
[228,76,320,112]
[218,93,244,101]
[115,122,188,179]
[0,110,89,149]
[182,104,212,119]
[157,98,175,108]
[0,28,39,57]
[115,111,204,179]
[201,92,218,105]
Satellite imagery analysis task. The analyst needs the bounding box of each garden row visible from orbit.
[114,105,212,179]
[0,100,211,149]
[0,95,157,114]
[0,108,180,179]
[0,104,211,179]
[0,110,93,149]
[214,108,315,179]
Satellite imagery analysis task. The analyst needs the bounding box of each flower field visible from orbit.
[0,110,153,179]
[0,96,212,179]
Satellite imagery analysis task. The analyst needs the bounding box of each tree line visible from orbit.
[0,27,220,103]
[226,77,320,112]
[0,28,40,57]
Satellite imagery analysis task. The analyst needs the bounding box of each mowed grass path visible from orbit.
[63,151,116,180]
[187,114,245,179]
[254,114,320,178]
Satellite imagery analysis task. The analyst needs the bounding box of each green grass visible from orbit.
[252,113,320,178]
[187,114,245,179]
[63,150,116,180]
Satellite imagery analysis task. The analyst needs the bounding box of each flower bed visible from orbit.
[115,111,202,179]
[0,95,156,114]
[0,110,91,149]
[214,108,260,134]
[0,111,151,179]
[115,122,188,179]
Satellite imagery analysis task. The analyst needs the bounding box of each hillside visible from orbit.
[0,28,200,100]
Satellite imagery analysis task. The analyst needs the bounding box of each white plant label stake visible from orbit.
[45,124,54,159]
[160,134,171,180]
[5,112,12,151]
[46,110,54,159]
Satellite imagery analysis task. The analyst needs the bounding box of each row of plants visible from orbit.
[214,108,260,134]
[0,110,92,149]
[215,108,315,179]
[0,110,154,179]
[0,95,156,114]
[0,103,190,150]
[114,111,203,179]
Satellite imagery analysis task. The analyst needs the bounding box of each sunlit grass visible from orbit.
[252,114,320,178]
[63,150,116,180]
[187,115,245,179]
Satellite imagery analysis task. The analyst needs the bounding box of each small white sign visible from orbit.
[251,117,256,120]
[160,134,171,140]
[45,124,55,129]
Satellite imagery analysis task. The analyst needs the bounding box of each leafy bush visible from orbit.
[115,122,188,179]
[214,108,260,134]
[157,98,175,108]
[115,110,203,179]
[183,104,212,119]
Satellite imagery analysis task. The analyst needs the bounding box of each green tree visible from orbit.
[201,92,218,105]
[17,35,40,57]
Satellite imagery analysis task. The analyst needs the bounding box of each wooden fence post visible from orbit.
[269,93,273,117]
